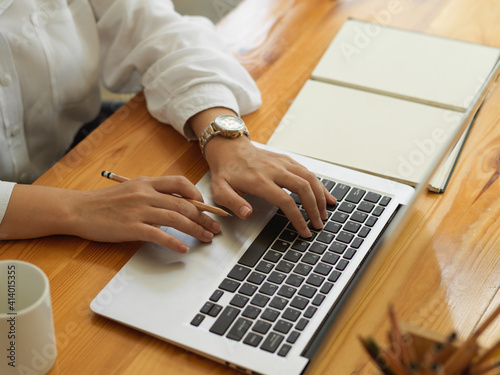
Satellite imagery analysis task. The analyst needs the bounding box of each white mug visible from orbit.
[0,260,57,374]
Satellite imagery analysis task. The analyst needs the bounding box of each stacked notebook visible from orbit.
[267,19,500,192]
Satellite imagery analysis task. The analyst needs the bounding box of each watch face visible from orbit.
[215,115,246,131]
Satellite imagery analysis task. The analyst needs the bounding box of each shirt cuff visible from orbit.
[146,82,261,141]
[0,181,16,225]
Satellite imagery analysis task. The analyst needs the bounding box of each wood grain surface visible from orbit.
[0,1,499,374]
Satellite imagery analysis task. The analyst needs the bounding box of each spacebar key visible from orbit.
[209,306,240,335]
[238,214,289,267]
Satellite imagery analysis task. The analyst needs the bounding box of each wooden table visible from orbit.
[1,0,499,373]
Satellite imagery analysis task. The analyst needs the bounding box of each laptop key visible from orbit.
[358,226,371,238]
[247,272,265,285]
[250,293,270,307]
[329,242,347,255]
[227,317,252,341]
[331,211,349,224]
[364,192,381,203]
[278,285,297,299]
[296,318,309,331]
[344,248,357,259]
[262,308,280,322]
[190,314,205,327]
[336,231,354,244]
[358,201,374,213]
[270,296,288,310]
[274,319,293,334]
[279,229,298,243]
[264,250,282,263]
[304,306,317,318]
[209,306,240,335]
[261,332,285,353]
[294,263,313,276]
[239,283,258,296]
[271,240,291,252]
[321,178,336,192]
[242,305,261,319]
[320,282,334,294]
[256,260,274,274]
[338,202,356,213]
[322,252,340,265]
[275,260,294,273]
[379,196,392,206]
[290,296,308,310]
[331,184,350,201]
[324,221,341,234]
[209,289,224,302]
[230,294,249,308]
[208,304,223,317]
[238,214,288,267]
[285,273,305,287]
[345,188,366,204]
[328,270,341,283]
[351,211,368,223]
[227,265,251,281]
[243,332,263,347]
[287,330,301,344]
[282,308,301,322]
[253,320,271,334]
[372,206,385,216]
[259,282,278,296]
[219,279,240,293]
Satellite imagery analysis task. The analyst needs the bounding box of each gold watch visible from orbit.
[199,115,250,158]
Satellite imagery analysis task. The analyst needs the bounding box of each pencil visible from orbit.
[473,338,500,367]
[101,171,232,217]
[388,305,414,369]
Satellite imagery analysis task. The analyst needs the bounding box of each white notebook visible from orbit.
[268,19,500,191]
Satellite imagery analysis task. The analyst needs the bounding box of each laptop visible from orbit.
[90,34,500,375]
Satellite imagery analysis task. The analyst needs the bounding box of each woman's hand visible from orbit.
[189,108,336,238]
[0,176,221,253]
[204,136,336,238]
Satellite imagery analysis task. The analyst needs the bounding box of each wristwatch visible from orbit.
[199,115,250,158]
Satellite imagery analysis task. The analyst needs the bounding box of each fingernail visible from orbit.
[312,219,323,230]
[203,230,214,241]
[212,221,221,233]
[239,206,252,219]
[303,227,312,238]
[178,244,189,253]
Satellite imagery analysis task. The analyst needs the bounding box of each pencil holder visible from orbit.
[359,305,500,375]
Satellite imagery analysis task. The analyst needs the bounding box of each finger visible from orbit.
[210,179,253,219]
[147,195,221,235]
[149,176,204,202]
[272,170,324,230]
[244,179,311,238]
[279,159,336,219]
[145,206,216,243]
[138,224,191,254]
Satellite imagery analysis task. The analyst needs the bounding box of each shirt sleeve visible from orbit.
[0,181,16,225]
[90,0,262,140]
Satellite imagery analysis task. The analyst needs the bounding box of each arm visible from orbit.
[0,177,221,253]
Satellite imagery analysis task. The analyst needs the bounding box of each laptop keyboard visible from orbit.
[190,177,391,357]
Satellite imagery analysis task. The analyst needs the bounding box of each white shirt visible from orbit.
[0,0,261,224]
